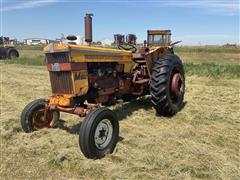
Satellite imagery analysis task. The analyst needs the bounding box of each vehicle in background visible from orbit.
[0,36,19,59]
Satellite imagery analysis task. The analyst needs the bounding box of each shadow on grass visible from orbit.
[56,96,153,135]
[155,101,187,117]
[180,101,187,111]
[57,97,187,134]
[56,97,187,135]
[56,120,125,142]
[56,97,186,146]
[56,120,82,135]
[112,96,152,121]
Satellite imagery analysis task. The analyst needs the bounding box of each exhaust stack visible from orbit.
[84,13,94,45]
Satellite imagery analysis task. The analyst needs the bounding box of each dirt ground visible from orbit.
[0,63,239,179]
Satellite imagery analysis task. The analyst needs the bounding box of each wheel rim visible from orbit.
[32,109,55,130]
[170,72,184,102]
[10,51,17,59]
[94,119,113,149]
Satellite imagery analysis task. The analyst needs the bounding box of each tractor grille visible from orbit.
[46,52,70,63]
[46,52,73,94]
[49,71,74,94]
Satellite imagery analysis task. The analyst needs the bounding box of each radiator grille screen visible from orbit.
[46,52,74,94]
[46,52,70,63]
[49,71,74,94]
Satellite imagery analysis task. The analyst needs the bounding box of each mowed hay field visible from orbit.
[1,46,240,179]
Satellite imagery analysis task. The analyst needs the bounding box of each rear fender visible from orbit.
[145,47,168,75]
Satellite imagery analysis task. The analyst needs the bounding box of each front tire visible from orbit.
[21,99,59,132]
[79,107,119,159]
[150,54,185,116]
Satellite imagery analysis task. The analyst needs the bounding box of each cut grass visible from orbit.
[0,64,239,179]
[3,57,46,66]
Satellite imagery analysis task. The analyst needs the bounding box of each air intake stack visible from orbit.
[84,13,94,45]
[126,34,137,45]
[114,34,125,45]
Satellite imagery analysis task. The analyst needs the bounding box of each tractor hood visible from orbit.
[44,43,132,55]
[43,43,133,63]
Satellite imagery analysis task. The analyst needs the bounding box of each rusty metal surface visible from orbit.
[118,77,134,94]
[89,74,119,92]
[46,51,75,94]
[46,52,70,63]
[32,108,55,130]
[131,86,144,96]
[171,73,184,98]
[85,13,94,43]
[49,71,74,94]
[47,62,87,72]
[139,47,150,56]
[132,66,149,84]
[49,103,99,117]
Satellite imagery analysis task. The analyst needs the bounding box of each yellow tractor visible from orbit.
[21,14,185,159]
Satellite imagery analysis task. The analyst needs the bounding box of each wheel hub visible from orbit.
[171,73,184,97]
[10,52,17,58]
[94,119,113,149]
[32,109,54,130]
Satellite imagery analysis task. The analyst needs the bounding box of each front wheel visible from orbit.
[79,107,119,159]
[21,99,60,132]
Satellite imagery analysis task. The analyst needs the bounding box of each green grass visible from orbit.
[175,46,240,53]
[15,45,44,51]
[184,63,240,78]
[4,57,46,66]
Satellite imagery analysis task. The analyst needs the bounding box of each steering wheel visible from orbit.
[118,43,137,53]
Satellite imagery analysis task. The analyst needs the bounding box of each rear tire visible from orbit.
[79,107,119,159]
[21,99,59,132]
[7,48,19,59]
[150,54,185,116]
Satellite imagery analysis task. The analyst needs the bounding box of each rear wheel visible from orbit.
[21,99,59,132]
[150,54,185,116]
[79,107,119,159]
[7,48,19,59]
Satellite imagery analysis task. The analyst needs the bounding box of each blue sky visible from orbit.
[1,0,239,45]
